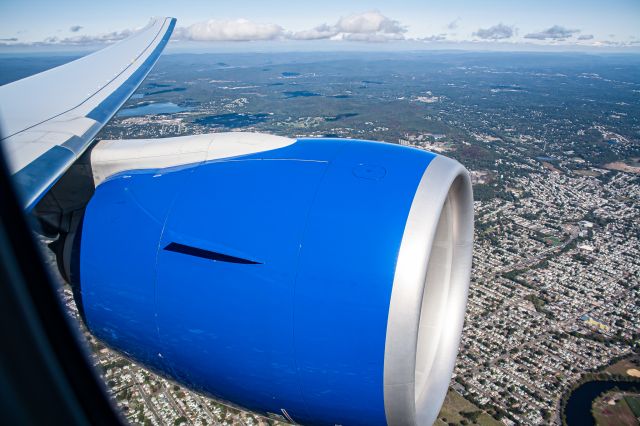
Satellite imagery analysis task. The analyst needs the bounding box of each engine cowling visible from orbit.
[75,135,473,425]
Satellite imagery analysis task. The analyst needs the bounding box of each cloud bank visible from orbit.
[290,11,407,42]
[474,23,515,40]
[421,34,447,42]
[524,25,579,40]
[42,29,133,45]
[170,13,408,43]
[177,19,283,41]
[289,23,338,41]
[1,13,636,51]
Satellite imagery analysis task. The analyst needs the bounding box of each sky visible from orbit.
[1,0,639,52]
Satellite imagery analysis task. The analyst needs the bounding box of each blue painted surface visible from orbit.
[82,166,190,372]
[293,140,434,425]
[81,138,436,425]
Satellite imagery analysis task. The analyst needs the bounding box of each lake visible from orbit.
[283,90,320,98]
[564,380,639,426]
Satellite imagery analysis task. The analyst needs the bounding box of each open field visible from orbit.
[625,395,640,417]
[592,392,640,426]
[544,236,563,246]
[435,390,501,426]
[605,358,640,377]
[604,161,640,174]
[542,161,562,173]
[573,169,601,177]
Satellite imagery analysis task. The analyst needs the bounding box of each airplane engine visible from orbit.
[72,136,473,426]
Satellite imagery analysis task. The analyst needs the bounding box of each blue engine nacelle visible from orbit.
[76,137,473,425]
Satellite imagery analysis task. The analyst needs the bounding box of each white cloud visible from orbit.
[524,25,579,40]
[69,25,83,33]
[336,11,406,35]
[290,11,406,43]
[474,23,515,40]
[588,39,636,47]
[178,19,283,42]
[289,24,338,40]
[341,32,405,42]
[578,34,594,40]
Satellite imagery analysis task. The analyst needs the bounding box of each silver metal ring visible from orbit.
[384,154,474,426]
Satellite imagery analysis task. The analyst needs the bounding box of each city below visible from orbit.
[4,50,638,426]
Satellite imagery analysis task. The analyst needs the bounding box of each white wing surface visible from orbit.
[0,17,176,210]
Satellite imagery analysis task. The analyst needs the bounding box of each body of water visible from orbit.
[564,380,639,426]
[117,102,188,117]
[325,113,359,122]
[283,90,320,98]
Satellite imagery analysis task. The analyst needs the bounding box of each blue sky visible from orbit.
[1,0,639,51]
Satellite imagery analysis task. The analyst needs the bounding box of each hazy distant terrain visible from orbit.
[101,52,640,168]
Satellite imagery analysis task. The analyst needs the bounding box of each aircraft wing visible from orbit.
[0,17,176,210]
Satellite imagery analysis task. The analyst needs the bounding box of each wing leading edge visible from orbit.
[0,17,176,210]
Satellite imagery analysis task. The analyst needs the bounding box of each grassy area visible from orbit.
[573,169,601,177]
[592,392,639,426]
[605,357,640,377]
[544,236,562,246]
[624,395,640,417]
[525,293,548,313]
[435,390,501,426]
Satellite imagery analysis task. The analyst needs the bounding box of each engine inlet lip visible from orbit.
[383,154,474,426]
